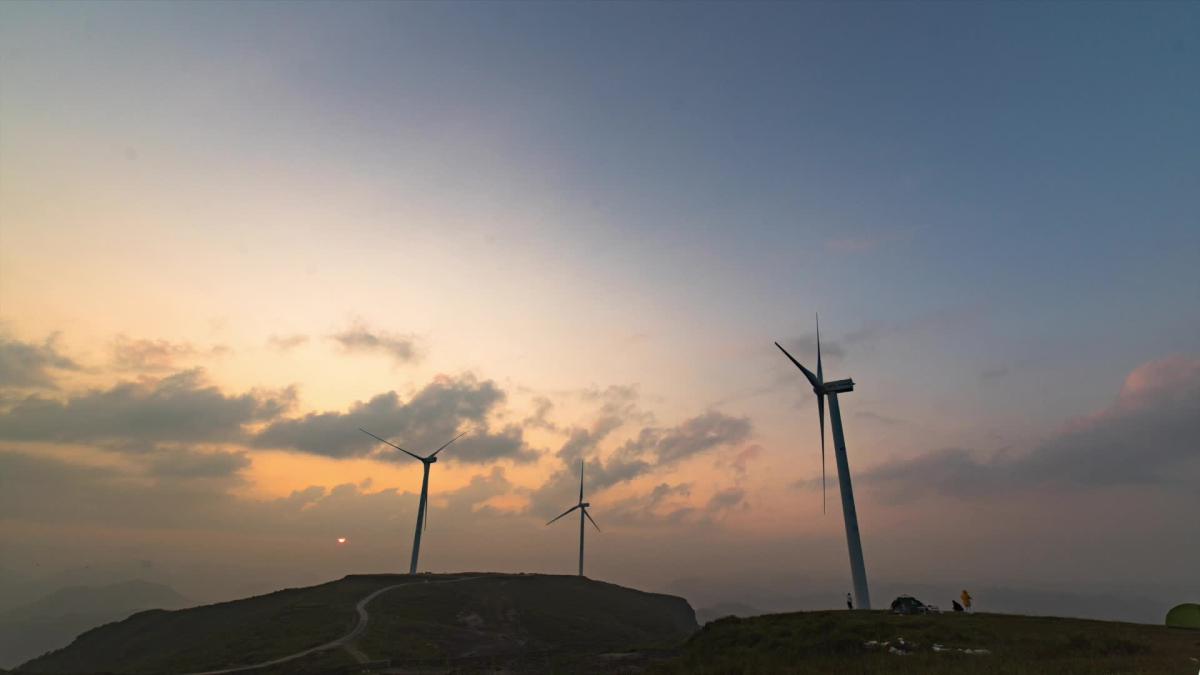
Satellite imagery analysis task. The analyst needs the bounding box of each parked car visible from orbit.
[890,595,932,615]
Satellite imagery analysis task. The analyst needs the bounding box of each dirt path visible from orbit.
[186,576,482,674]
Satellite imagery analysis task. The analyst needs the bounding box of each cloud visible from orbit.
[599,482,692,526]
[647,482,693,505]
[266,334,309,351]
[0,450,240,529]
[144,447,251,479]
[723,444,763,477]
[0,333,80,389]
[858,355,1200,500]
[632,411,753,465]
[533,407,753,516]
[706,487,747,514]
[111,336,229,372]
[253,374,537,464]
[601,482,745,527]
[328,321,419,364]
[111,336,194,372]
[0,449,494,533]
[521,396,558,432]
[0,369,294,445]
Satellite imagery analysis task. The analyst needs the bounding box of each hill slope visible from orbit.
[0,580,188,669]
[19,573,697,674]
[657,609,1200,674]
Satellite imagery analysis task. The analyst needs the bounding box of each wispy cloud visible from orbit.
[266,334,309,351]
[111,336,229,372]
[327,321,419,364]
[0,333,80,389]
[857,355,1200,500]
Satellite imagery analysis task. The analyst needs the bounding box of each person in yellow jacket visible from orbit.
[961,589,972,612]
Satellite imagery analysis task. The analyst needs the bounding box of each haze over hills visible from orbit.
[0,580,188,669]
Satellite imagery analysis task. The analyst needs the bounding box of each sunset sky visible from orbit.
[1,2,1197,615]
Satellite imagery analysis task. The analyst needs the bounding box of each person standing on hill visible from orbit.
[961,589,972,612]
[846,592,853,610]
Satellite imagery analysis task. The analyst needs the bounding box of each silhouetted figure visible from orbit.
[961,589,972,612]
[846,592,853,610]
[952,600,964,612]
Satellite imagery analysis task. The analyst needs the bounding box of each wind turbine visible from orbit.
[775,316,871,610]
[546,460,600,577]
[360,428,465,574]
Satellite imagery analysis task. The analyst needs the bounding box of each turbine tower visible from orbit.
[360,428,465,574]
[546,460,600,577]
[775,316,871,610]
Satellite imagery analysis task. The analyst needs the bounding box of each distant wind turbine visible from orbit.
[775,315,872,610]
[546,460,600,577]
[360,428,466,574]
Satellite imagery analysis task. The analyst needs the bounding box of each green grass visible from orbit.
[655,610,1200,675]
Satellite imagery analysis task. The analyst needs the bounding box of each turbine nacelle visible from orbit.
[579,502,590,508]
[822,378,855,394]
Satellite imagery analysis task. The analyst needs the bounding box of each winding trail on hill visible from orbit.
[186,576,482,675]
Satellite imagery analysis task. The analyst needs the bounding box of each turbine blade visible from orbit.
[424,474,430,532]
[816,313,823,385]
[546,504,580,526]
[775,342,820,389]
[429,431,466,458]
[583,508,600,532]
[579,459,585,502]
[360,428,423,462]
[818,393,826,514]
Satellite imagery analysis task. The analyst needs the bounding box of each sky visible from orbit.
[1,2,1198,620]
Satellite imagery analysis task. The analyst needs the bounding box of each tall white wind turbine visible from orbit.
[775,316,871,610]
[360,428,465,574]
[546,460,600,576]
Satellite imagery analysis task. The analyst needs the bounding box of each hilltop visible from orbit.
[18,573,697,674]
[658,609,1200,674]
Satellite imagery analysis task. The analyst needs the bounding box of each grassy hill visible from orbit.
[657,609,1200,674]
[18,575,1199,674]
[18,573,697,674]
